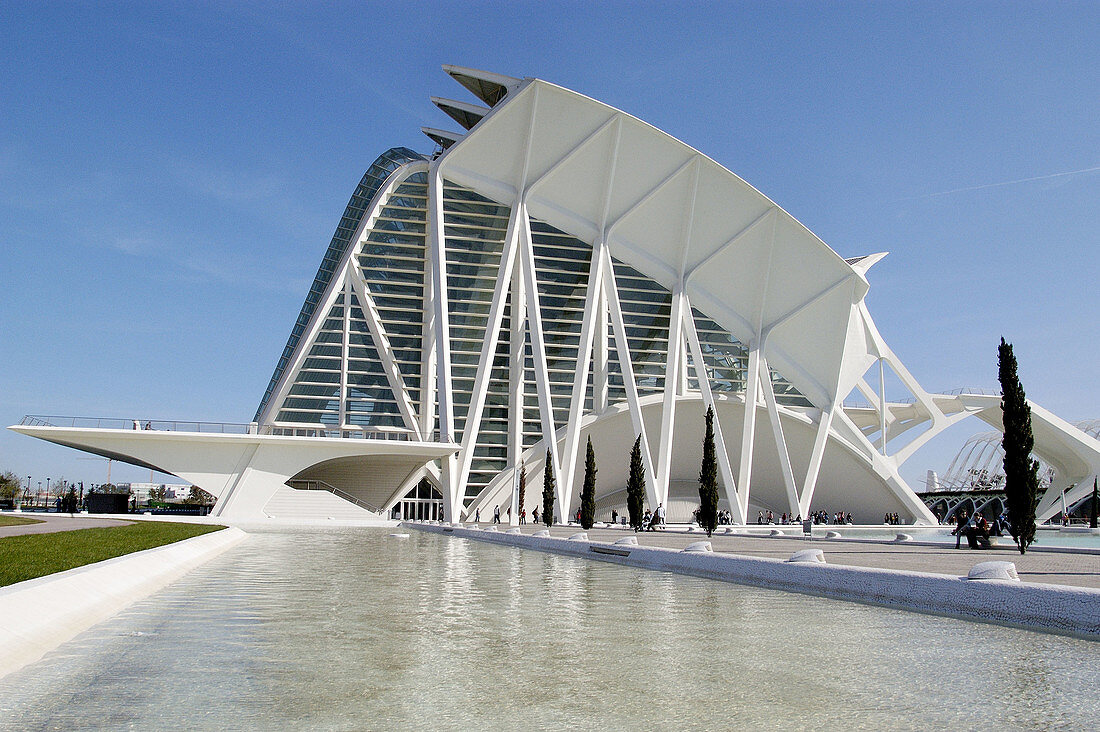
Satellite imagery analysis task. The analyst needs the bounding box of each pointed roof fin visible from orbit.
[442,64,521,107]
[431,96,489,130]
[421,126,464,150]
[846,252,889,275]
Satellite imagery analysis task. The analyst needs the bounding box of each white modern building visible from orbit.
[12,66,1100,524]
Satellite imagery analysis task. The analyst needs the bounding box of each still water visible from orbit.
[2,527,1097,730]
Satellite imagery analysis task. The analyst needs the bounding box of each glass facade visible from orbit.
[256,147,426,423]
[261,155,808,505]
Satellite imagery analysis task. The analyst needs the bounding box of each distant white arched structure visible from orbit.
[11,66,1100,524]
[927,421,1100,523]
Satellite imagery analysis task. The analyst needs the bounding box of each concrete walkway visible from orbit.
[485,524,1100,590]
[0,514,133,539]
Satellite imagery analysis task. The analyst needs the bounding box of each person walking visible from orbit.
[493,505,501,524]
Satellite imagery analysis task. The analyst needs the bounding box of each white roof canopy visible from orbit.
[438,78,873,408]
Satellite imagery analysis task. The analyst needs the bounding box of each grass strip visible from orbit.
[0,515,44,527]
[0,521,225,587]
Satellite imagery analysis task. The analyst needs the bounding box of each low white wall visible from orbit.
[407,523,1100,639]
[0,526,247,679]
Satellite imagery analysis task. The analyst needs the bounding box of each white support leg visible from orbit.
[454,203,523,489]
[339,276,350,429]
[759,355,800,518]
[558,236,608,516]
[601,246,660,510]
[507,257,527,512]
[593,300,609,413]
[878,357,888,455]
[737,345,761,521]
[428,165,458,519]
[519,206,565,520]
[683,302,743,523]
[420,250,437,440]
[655,285,687,506]
[347,268,422,438]
[799,403,836,517]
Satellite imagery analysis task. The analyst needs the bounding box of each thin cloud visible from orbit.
[903,165,1100,201]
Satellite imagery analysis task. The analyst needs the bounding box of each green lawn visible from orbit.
[0,515,44,527]
[0,521,226,587]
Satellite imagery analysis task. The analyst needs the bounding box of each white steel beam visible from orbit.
[519,205,566,520]
[346,268,422,437]
[593,299,609,412]
[799,403,837,516]
[683,300,743,523]
[524,112,619,198]
[454,203,523,489]
[759,355,800,518]
[684,207,775,283]
[878,357,888,455]
[602,246,660,509]
[656,286,687,504]
[420,247,437,440]
[656,160,699,505]
[507,256,527,478]
[428,164,459,520]
[605,156,696,240]
[339,276,350,429]
[737,344,761,520]
[557,239,607,515]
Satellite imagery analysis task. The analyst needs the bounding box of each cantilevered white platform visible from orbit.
[9,423,458,521]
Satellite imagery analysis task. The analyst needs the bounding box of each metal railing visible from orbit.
[939,387,1000,397]
[286,479,383,514]
[19,415,440,442]
[19,415,252,433]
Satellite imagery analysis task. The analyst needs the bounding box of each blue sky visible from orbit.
[2,1,1097,492]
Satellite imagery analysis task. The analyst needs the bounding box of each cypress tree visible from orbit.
[1090,477,1098,530]
[698,405,719,537]
[580,436,597,529]
[627,435,645,532]
[542,449,555,527]
[518,465,527,520]
[998,337,1039,554]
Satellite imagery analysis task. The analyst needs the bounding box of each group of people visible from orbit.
[810,510,852,525]
[641,503,666,530]
[883,512,903,525]
[754,510,853,525]
[950,509,1006,549]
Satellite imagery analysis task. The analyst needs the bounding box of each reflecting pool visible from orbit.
[1,527,1097,730]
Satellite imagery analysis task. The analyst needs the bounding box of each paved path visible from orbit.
[0,514,133,538]
[472,524,1100,590]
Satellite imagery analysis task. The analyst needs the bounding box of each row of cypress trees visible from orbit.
[527,339,1045,547]
[535,409,722,536]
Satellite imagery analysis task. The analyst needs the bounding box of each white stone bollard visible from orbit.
[682,541,712,553]
[787,549,826,564]
[614,536,638,545]
[825,531,841,539]
[894,533,913,542]
[770,529,784,537]
[532,529,550,537]
[568,532,589,541]
[966,561,1020,581]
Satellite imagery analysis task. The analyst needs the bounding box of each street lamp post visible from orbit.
[46,477,51,511]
